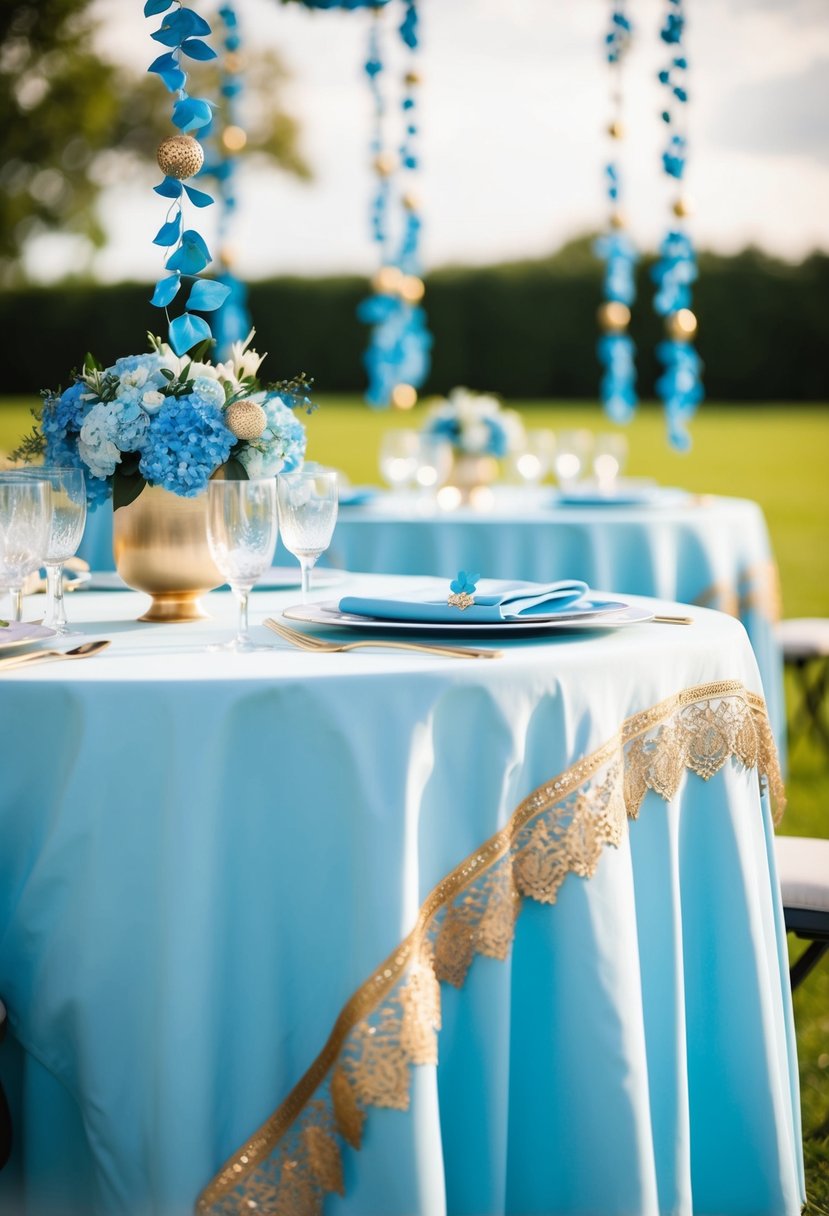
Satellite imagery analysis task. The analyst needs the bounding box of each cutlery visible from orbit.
[652,615,694,625]
[265,618,501,660]
[0,639,111,673]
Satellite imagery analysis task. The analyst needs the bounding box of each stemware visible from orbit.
[592,433,629,491]
[206,478,278,652]
[414,434,453,492]
[6,467,87,633]
[276,467,339,601]
[513,428,556,487]
[0,476,52,622]
[378,430,419,492]
[552,429,593,491]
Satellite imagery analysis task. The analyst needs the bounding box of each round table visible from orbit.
[0,578,802,1216]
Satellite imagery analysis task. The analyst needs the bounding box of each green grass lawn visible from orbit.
[2,396,829,1206]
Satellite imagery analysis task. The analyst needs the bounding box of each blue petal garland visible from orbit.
[595,2,638,425]
[144,1,220,357]
[653,0,703,449]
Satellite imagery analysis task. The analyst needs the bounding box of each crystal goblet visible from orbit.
[206,478,278,652]
[277,467,339,602]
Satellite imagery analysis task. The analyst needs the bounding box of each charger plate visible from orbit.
[0,622,56,652]
[282,598,655,635]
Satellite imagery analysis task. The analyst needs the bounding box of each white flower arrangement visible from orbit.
[422,388,526,458]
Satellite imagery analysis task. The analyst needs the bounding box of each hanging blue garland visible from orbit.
[357,0,432,409]
[198,3,253,360]
[595,3,638,424]
[144,1,231,356]
[652,0,703,450]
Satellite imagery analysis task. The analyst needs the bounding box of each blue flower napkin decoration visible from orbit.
[448,570,480,611]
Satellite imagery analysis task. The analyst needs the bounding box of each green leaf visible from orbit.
[0,620,9,629]
[218,458,249,481]
[84,351,102,372]
[112,470,148,511]
[189,337,213,364]
[159,368,175,380]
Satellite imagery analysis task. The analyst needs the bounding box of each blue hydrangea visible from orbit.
[237,392,306,478]
[112,352,165,379]
[139,392,234,497]
[41,382,91,449]
[192,376,226,409]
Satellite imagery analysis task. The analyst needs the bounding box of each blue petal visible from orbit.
[153,176,183,199]
[180,38,217,60]
[182,183,213,208]
[150,274,182,307]
[152,7,212,46]
[144,0,173,14]
[147,51,187,92]
[449,579,463,593]
[185,279,231,312]
[172,97,213,132]
[168,312,212,357]
[165,229,211,275]
[152,212,182,247]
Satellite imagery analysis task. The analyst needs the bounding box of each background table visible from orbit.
[0,578,802,1216]
[77,489,786,754]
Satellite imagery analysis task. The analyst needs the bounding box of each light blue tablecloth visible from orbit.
[76,490,786,753]
[0,579,803,1216]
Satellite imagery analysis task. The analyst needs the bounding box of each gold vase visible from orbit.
[113,484,222,622]
[447,453,499,503]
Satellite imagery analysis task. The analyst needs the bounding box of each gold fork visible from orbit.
[0,639,111,673]
[265,618,501,660]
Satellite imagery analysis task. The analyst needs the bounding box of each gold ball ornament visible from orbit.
[665,309,698,341]
[404,70,422,87]
[391,384,418,410]
[672,196,694,218]
[597,301,631,333]
[156,134,204,181]
[221,125,247,154]
[372,265,404,295]
[225,400,267,442]
[608,120,625,140]
[223,51,243,74]
[401,191,419,213]
[609,210,626,230]
[373,151,396,177]
[399,275,425,304]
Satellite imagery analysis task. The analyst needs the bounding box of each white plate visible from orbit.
[554,482,686,508]
[283,599,655,635]
[84,567,346,592]
[0,621,57,652]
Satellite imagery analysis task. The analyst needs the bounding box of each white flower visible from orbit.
[214,329,266,389]
[142,390,165,415]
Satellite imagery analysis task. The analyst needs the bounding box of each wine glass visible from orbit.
[277,467,339,601]
[0,476,52,623]
[513,429,556,487]
[7,467,87,633]
[379,430,419,492]
[592,433,629,491]
[206,478,278,652]
[414,434,453,492]
[552,430,593,491]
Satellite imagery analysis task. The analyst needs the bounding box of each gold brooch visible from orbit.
[447,591,475,611]
[448,570,480,610]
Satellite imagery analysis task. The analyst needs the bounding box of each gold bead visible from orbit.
[373,152,396,177]
[597,301,631,333]
[609,211,625,230]
[399,275,425,304]
[404,70,422,87]
[608,120,624,140]
[221,125,247,153]
[223,52,243,74]
[401,191,419,212]
[391,384,417,410]
[225,400,267,442]
[157,134,205,181]
[372,265,403,295]
[665,309,698,340]
[219,245,236,269]
[672,196,694,218]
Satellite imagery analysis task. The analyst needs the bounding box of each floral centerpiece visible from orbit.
[422,388,525,459]
[14,330,310,509]
[12,331,312,622]
[421,388,525,498]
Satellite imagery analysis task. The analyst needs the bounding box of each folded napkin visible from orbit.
[339,578,589,624]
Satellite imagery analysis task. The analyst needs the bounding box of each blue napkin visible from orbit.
[339,578,589,624]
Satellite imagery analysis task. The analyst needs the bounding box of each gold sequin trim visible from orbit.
[196,680,782,1215]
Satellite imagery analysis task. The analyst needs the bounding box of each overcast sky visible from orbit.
[24,0,829,282]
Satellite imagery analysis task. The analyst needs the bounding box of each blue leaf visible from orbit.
[182,183,213,208]
[172,97,213,132]
[152,8,212,45]
[165,229,211,275]
[152,212,182,247]
[150,274,181,307]
[147,51,187,92]
[168,312,212,357]
[186,279,231,312]
[180,38,217,60]
[144,0,173,14]
[153,176,183,199]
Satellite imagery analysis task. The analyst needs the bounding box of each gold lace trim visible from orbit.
[196,681,783,1216]
[693,560,781,622]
